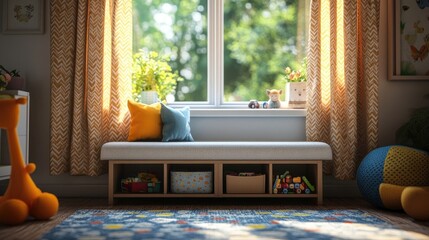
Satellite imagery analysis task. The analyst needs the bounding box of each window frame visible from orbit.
[171,0,230,108]
[160,0,306,112]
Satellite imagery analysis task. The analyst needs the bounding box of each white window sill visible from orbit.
[190,108,307,118]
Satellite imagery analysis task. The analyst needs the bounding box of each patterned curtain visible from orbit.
[50,0,132,176]
[306,0,379,180]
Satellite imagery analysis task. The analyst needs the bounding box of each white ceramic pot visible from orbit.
[285,82,307,109]
[140,90,159,104]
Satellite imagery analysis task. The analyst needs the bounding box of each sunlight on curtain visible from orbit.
[335,0,345,88]
[320,0,331,108]
[50,0,132,176]
[306,0,379,180]
[102,1,113,115]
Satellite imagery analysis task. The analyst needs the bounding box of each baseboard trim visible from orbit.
[1,182,362,198]
[324,176,361,198]
[43,184,108,197]
[0,183,108,197]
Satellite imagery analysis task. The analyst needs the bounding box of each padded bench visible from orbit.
[101,141,332,205]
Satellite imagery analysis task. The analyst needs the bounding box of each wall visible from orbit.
[378,3,429,146]
[1,1,428,198]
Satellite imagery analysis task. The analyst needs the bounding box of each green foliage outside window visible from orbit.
[133,0,309,102]
[223,0,309,101]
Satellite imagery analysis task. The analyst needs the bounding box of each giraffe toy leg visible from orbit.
[0,199,29,225]
[30,192,59,220]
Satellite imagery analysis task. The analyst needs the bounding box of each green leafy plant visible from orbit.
[132,51,183,102]
[283,58,307,83]
[396,103,429,152]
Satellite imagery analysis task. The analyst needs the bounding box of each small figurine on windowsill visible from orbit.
[266,89,282,108]
[248,100,260,109]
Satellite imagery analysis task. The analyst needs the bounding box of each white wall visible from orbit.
[1,1,428,197]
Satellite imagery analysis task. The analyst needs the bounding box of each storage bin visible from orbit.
[121,181,161,193]
[226,174,266,194]
[170,171,213,193]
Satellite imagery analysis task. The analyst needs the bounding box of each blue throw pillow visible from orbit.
[160,103,194,142]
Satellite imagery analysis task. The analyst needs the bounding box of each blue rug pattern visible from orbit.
[41,209,424,240]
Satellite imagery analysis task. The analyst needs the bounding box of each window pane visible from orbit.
[224,0,310,102]
[133,0,208,102]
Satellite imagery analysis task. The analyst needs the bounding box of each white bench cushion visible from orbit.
[100,141,332,161]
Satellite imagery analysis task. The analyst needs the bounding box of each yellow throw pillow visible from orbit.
[127,100,162,141]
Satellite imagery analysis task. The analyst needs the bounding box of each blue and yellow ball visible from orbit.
[356,145,429,208]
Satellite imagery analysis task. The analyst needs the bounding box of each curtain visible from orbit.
[50,0,132,176]
[306,0,379,180]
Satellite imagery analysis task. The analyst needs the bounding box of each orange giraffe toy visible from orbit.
[0,97,59,225]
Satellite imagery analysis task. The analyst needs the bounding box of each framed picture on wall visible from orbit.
[2,0,45,34]
[388,0,429,80]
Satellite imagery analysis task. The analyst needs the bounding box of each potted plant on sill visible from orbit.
[0,65,22,91]
[132,51,183,104]
[283,58,307,109]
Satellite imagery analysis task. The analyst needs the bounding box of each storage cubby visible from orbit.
[167,164,215,194]
[113,163,164,194]
[222,164,269,194]
[272,164,318,195]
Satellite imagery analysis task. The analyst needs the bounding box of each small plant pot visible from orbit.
[285,82,307,109]
[6,77,26,90]
[140,90,159,104]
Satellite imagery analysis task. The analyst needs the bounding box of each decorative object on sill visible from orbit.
[266,89,282,108]
[0,65,20,91]
[283,59,307,109]
[139,90,159,104]
[285,82,307,109]
[0,77,9,91]
[132,51,183,103]
[262,101,268,109]
[248,100,260,108]
[6,76,26,91]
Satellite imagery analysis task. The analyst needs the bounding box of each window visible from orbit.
[133,0,309,107]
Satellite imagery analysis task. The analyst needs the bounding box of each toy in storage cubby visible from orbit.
[272,164,317,194]
[223,164,269,194]
[167,164,214,194]
[117,164,163,193]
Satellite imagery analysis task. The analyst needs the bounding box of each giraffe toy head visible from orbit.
[0,97,27,130]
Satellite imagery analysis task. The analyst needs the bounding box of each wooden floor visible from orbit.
[0,198,428,240]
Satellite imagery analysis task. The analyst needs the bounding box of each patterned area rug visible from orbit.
[41,209,425,240]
